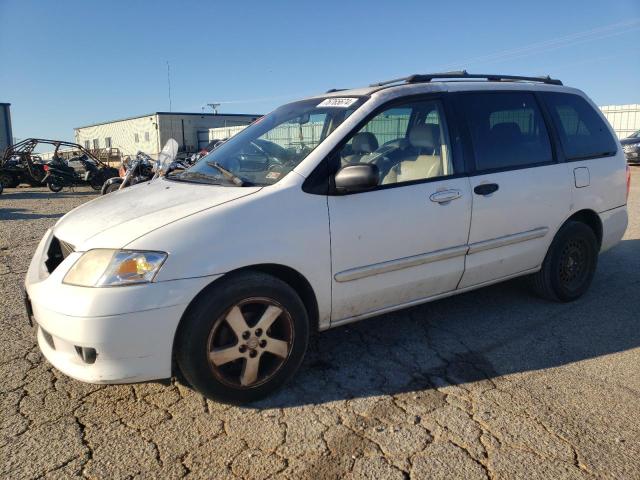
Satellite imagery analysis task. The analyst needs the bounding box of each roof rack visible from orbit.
[370,70,562,87]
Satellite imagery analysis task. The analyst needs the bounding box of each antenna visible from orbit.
[206,103,220,114]
[167,61,172,112]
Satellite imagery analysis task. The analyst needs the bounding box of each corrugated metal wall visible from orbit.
[0,103,13,153]
[75,114,258,157]
[600,104,640,139]
[75,115,160,157]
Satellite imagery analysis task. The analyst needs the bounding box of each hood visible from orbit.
[54,178,261,250]
[620,137,640,146]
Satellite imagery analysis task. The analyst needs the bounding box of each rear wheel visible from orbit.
[176,272,309,404]
[531,221,598,302]
[47,179,64,193]
[89,175,103,190]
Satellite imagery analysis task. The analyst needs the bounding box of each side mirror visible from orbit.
[334,164,379,193]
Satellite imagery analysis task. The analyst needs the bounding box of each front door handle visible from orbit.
[474,183,499,196]
[430,189,462,204]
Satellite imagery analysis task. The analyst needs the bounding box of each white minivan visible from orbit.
[25,72,629,403]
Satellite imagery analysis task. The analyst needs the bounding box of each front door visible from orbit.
[328,97,472,322]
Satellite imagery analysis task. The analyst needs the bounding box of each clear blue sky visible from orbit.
[1,0,639,142]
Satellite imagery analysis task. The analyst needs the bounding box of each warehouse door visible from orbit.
[197,130,210,150]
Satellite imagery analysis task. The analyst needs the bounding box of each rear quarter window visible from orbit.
[541,92,617,160]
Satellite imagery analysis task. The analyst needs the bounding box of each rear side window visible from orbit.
[541,92,617,160]
[458,92,553,171]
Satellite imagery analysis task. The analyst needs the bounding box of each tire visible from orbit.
[102,179,123,194]
[47,180,64,193]
[0,172,16,188]
[89,175,103,191]
[531,221,599,302]
[175,271,310,404]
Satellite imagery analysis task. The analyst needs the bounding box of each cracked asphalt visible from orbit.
[1,171,639,479]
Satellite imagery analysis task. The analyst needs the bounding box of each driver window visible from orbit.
[339,100,454,185]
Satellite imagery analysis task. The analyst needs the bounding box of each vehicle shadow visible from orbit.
[1,189,97,200]
[0,207,69,221]
[255,238,640,408]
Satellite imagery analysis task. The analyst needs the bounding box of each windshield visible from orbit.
[630,130,640,139]
[169,96,366,186]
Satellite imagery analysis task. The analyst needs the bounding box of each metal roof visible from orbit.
[75,111,262,130]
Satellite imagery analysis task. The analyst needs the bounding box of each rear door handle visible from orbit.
[474,183,499,196]
[429,189,462,204]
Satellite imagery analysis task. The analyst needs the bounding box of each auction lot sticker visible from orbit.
[317,98,359,108]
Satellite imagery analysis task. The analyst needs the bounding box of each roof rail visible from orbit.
[370,70,563,87]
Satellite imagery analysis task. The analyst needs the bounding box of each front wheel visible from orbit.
[176,272,309,404]
[0,172,17,188]
[47,179,64,193]
[531,221,599,302]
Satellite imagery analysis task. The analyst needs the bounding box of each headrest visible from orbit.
[352,132,379,154]
[490,122,522,141]
[409,124,439,149]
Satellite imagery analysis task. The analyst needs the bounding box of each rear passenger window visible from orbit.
[541,92,617,160]
[458,92,553,171]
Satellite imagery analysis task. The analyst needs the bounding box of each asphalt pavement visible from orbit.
[1,171,639,479]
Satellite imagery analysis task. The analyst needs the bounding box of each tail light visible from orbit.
[43,165,49,171]
[626,164,631,201]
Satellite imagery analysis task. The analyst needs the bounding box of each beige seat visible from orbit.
[382,124,443,184]
[342,132,379,166]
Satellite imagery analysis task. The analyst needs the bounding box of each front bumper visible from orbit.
[25,229,221,384]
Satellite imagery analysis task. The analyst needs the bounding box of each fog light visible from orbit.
[75,346,97,364]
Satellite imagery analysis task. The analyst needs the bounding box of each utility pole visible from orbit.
[167,61,172,112]
[206,103,220,114]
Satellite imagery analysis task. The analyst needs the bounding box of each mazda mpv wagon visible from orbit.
[25,71,629,403]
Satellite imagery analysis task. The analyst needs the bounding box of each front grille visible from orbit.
[45,236,75,274]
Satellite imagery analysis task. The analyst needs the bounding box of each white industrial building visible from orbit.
[0,103,13,154]
[74,111,260,158]
[600,104,640,139]
[208,104,640,146]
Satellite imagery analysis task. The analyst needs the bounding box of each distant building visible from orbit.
[600,104,640,139]
[74,111,261,158]
[0,103,13,154]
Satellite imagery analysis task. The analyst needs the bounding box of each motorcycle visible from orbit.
[101,152,155,194]
[101,139,179,194]
[43,154,118,192]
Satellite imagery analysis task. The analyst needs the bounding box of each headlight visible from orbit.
[63,249,167,287]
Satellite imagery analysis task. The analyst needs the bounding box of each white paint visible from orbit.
[25,81,629,385]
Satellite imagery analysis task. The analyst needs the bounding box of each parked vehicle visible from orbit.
[43,153,118,192]
[101,152,154,194]
[0,138,117,190]
[0,139,49,188]
[621,129,640,164]
[24,72,629,404]
[102,140,180,194]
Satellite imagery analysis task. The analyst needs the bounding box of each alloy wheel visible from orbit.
[207,297,294,388]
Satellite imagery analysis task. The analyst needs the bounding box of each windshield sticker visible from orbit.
[266,171,282,180]
[317,97,358,108]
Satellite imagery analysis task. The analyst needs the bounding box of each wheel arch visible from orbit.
[564,209,603,248]
[171,263,319,377]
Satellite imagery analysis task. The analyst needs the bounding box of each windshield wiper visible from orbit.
[171,171,226,185]
[207,161,246,186]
